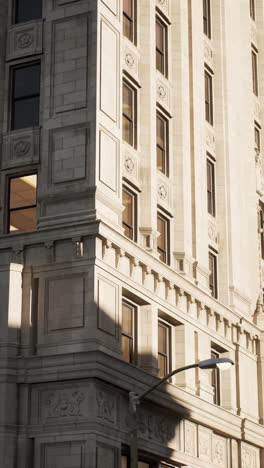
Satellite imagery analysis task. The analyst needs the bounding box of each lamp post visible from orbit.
[129,357,234,468]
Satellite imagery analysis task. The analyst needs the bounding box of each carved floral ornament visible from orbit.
[45,391,85,418]
[125,52,135,68]
[157,84,167,100]
[158,184,167,200]
[242,446,257,468]
[96,389,116,423]
[125,155,135,173]
[14,140,31,157]
[16,31,33,48]
[213,440,225,465]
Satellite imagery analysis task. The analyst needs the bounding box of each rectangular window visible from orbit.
[209,250,218,298]
[255,125,261,152]
[203,0,211,38]
[207,158,216,216]
[259,206,264,260]
[15,0,42,23]
[11,62,40,131]
[123,80,136,148]
[252,48,258,96]
[121,300,136,364]
[158,320,170,378]
[250,0,255,20]
[8,174,37,233]
[122,186,137,241]
[205,70,213,125]
[157,112,169,175]
[211,349,221,405]
[157,212,169,265]
[156,17,167,76]
[123,0,136,43]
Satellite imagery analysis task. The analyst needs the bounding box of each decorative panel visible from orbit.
[212,434,227,467]
[101,0,118,15]
[100,20,118,122]
[241,443,260,468]
[99,129,118,191]
[96,386,118,426]
[45,275,85,332]
[184,421,197,457]
[6,21,43,61]
[2,128,40,169]
[52,16,88,114]
[123,45,139,79]
[198,426,212,462]
[97,443,118,468]
[40,441,85,468]
[50,126,88,184]
[97,277,117,336]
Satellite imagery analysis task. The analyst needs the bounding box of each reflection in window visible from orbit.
[11,63,40,130]
[250,0,255,20]
[209,250,218,298]
[123,0,136,43]
[252,48,258,96]
[15,0,42,24]
[255,125,261,153]
[122,186,137,241]
[207,158,216,216]
[121,300,136,363]
[203,0,211,38]
[156,17,167,76]
[158,321,170,378]
[157,212,169,265]
[123,80,136,147]
[211,349,221,405]
[8,174,37,233]
[205,70,213,125]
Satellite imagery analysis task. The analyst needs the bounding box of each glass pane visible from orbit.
[122,335,132,362]
[122,189,133,226]
[12,96,40,130]
[123,0,132,17]
[121,456,128,468]
[10,207,36,232]
[122,302,133,334]
[156,50,164,74]
[123,15,133,41]
[158,354,166,378]
[123,116,133,146]
[10,175,37,209]
[157,216,166,250]
[157,116,165,148]
[158,323,167,354]
[156,20,164,51]
[123,84,133,118]
[15,0,42,23]
[13,64,40,99]
[138,463,150,468]
[157,147,164,173]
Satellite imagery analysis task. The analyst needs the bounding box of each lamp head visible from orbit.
[198,357,234,370]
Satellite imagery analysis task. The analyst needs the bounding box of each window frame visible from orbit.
[252,46,258,96]
[255,123,261,153]
[122,184,137,242]
[259,204,264,260]
[123,0,136,44]
[7,172,38,234]
[203,0,211,39]
[250,0,256,21]
[211,348,221,405]
[158,319,171,379]
[207,155,216,217]
[14,0,43,24]
[204,68,214,125]
[209,249,218,299]
[156,15,168,77]
[122,78,137,148]
[10,61,41,131]
[156,111,169,176]
[157,210,170,265]
[121,298,137,364]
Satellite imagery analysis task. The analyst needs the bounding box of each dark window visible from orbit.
[157,113,169,175]
[255,125,261,152]
[211,349,221,405]
[122,186,137,241]
[209,251,218,298]
[11,63,40,131]
[121,300,136,363]
[157,212,169,265]
[252,49,258,96]
[250,0,255,20]
[158,321,170,378]
[123,80,136,147]
[15,0,42,23]
[203,0,211,38]
[8,174,37,233]
[259,206,264,260]
[207,158,216,216]
[123,0,136,43]
[205,70,213,125]
[156,17,167,76]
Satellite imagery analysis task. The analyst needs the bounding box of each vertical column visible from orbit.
[138,304,158,374]
[174,324,196,393]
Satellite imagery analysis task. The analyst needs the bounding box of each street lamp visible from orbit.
[129,358,234,468]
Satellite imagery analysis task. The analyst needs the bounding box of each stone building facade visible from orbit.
[0,0,264,467]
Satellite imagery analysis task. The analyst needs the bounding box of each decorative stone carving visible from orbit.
[45,391,85,418]
[14,140,31,157]
[125,155,135,173]
[213,436,226,466]
[125,52,135,68]
[208,220,218,244]
[158,184,167,200]
[206,130,215,152]
[204,44,213,61]
[156,0,168,12]
[2,128,39,169]
[241,445,258,468]
[157,85,167,100]
[157,80,169,106]
[17,32,33,48]
[199,427,211,461]
[137,411,175,444]
[184,421,197,457]
[96,389,116,423]
[123,47,138,76]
